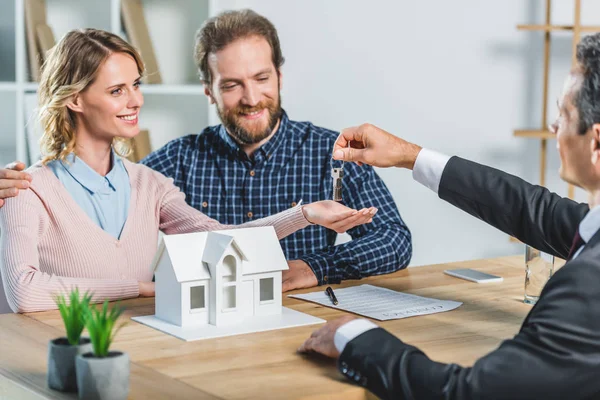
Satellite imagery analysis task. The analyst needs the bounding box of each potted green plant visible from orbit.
[75,300,129,400]
[48,288,93,392]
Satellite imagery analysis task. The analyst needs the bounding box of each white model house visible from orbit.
[152,226,286,328]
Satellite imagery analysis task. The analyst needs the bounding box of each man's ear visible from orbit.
[204,85,216,105]
[591,123,600,165]
[65,94,83,113]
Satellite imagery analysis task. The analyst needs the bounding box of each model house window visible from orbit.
[222,255,237,283]
[260,277,274,302]
[223,286,236,309]
[222,255,237,310]
[190,285,205,310]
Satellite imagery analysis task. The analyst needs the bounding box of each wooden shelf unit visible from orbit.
[514,0,600,200]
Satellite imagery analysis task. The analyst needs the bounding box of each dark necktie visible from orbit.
[567,230,585,260]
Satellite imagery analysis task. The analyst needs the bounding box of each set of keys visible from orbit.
[331,164,344,202]
[331,142,348,202]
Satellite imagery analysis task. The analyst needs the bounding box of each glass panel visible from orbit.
[260,277,274,302]
[223,286,236,309]
[190,285,205,309]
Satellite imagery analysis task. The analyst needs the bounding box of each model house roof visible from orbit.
[201,232,248,267]
[153,226,288,283]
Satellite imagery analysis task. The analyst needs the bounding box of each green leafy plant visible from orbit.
[55,288,93,346]
[84,300,125,357]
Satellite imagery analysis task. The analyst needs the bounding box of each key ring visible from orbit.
[330,142,347,202]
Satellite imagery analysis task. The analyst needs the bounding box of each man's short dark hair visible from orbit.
[194,9,285,85]
[575,33,600,134]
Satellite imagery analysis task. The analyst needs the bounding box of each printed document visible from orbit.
[289,284,462,321]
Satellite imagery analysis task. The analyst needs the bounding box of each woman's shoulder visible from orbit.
[122,158,176,191]
[23,161,56,192]
[26,161,51,177]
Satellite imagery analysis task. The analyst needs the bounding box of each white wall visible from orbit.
[213,0,597,267]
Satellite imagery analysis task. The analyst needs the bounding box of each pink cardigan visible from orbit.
[0,160,309,313]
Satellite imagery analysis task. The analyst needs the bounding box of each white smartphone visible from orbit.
[444,268,503,283]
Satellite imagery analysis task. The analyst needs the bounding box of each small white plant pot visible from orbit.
[75,351,130,400]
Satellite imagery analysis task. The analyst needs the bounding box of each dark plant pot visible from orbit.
[75,351,129,400]
[47,337,92,392]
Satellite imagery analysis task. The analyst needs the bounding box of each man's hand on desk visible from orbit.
[138,281,155,297]
[297,315,358,358]
[282,260,318,292]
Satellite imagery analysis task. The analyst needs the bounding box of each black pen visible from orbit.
[325,286,339,305]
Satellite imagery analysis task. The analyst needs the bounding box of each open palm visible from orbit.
[302,200,377,233]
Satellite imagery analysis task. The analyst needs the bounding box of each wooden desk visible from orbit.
[0,255,532,399]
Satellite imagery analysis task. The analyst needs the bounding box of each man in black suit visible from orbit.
[298,33,600,399]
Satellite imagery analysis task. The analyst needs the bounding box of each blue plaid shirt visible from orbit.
[141,111,412,285]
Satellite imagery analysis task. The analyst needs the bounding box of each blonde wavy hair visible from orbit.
[38,29,145,164]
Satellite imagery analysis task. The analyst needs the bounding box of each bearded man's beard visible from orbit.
[219,95,283,145]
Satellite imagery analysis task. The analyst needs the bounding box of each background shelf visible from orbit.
[513,129,555,139]
[0,83,17,92]
[517,23,600,31]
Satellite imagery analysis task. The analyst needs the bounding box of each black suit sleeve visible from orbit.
[339,258,600,400]
[438,157,588,259]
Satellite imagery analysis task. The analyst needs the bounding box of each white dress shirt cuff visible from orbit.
[334,318,379,353]
[412,148,451,194]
